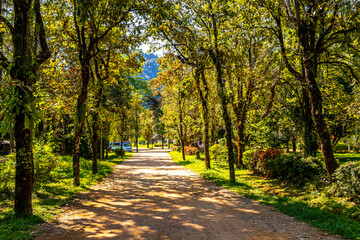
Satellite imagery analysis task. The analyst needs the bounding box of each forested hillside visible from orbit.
[140,53,160,81]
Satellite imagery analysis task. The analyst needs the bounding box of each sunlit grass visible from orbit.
[170,151,360,240]
[0,152,132,240]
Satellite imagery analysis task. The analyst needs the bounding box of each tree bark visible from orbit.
[194,68,211,169]
[14,110,34,216]
[91,117,99,174]
[292,137,297,153]
[208,7,235,182]
[72,61,90,186]
[11,0,50,216]
[179,99,186,161]
[304,58,338,176]
[301,87,318,156]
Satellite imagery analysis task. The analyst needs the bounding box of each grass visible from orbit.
[335,152,360,165]
[170,151,360,240]
[0,152,132,240]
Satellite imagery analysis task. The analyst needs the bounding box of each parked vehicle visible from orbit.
[109,141,132,152]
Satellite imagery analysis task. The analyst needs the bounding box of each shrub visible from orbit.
[184,146,198,155]
[248,149,264,173]
[209,144,227,162]
[256,148,282,176]
[115,148,125,156]
[0,154,15,195]
[249,149,281,175]
[271,154,326,186]
[330,162,360,202]
[172,146,181,152]
[243,149,256,168]
[334,142,349,153]
[33,144,59,183]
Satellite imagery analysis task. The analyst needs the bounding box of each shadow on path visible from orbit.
[35,151,341,240]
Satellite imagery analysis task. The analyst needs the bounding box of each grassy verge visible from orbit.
[0,152,132,240]
[170,151,360,240]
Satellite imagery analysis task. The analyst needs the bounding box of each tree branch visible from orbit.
[34,0,51,65]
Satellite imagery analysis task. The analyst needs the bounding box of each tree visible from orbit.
[69,0,138,185]
[0,0,50,216]
[261,0,360,176]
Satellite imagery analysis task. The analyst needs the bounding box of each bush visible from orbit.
[256,148,282,176]
[271,154,326,186]
[115,148,125,156]
[33,144,59,183]
[172,146,181,152]
[248,149,281,175]
[209,144,228,162]
[243,149,256,168]
[0,143,60,193]
[249,149,325,186]
[334,142,349,153]
[330,162,360,202]
[184,146,198,155]
[0,154,15,195]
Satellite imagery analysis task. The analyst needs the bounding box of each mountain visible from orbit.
[140,53,160,81]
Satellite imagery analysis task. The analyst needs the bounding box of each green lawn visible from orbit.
[0,152,132,240]
[335,153,360,165]
[170,151,360,240]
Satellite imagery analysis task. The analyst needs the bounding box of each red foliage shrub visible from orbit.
[184,146,198,155]
[250,148,282,176]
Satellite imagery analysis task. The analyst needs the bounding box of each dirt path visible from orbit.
[35,150,342,240]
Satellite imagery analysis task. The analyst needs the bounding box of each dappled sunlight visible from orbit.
[35,150,336,240]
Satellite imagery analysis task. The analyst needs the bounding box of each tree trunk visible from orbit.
[301,87,318,156]
[292,137,297,153]
[14,111,34,216]
[208,8,235,182]
[72,61,91,186]
[194,68,211,169]
[236,122,246,169]
[91,116,99,174]
[210,57,235,182]
[179,100,186,161]
[303,58,338,176]
[203,110,211,169]
[11,0,50,216]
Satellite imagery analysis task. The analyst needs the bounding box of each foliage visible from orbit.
[114,148,125,157]
[0,155,15,196]
[249,149,326,186]
[334,142,350,153]
[184,146,198,155]
[252,149,282,176]
[209,144,228,162]
[270,154,327,186]
[172,146,181,152]
[33,144,59,184]
[330,162,360,202]
[243,149,256,167]
[0,143,60,195]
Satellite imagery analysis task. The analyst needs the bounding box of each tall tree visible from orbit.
[0,0,50,216]
[261,0,360,176]
[71,0,137,185]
